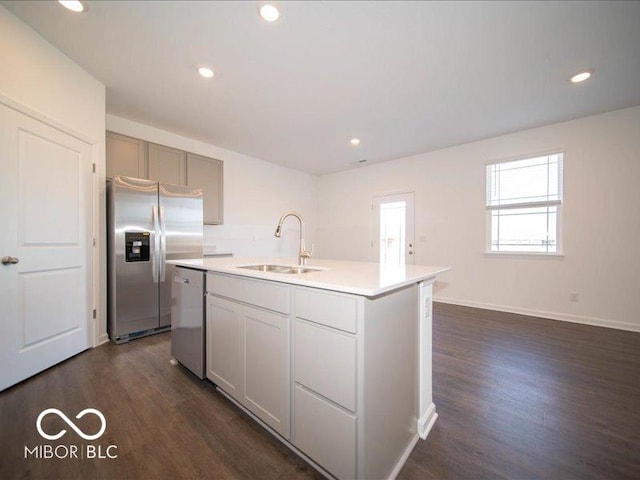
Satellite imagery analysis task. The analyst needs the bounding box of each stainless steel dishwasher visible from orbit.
[171,266,205,379]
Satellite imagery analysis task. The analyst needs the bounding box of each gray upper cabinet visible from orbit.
[106,132,147,179]
[148,142,186,185]
[186,153,224,225]
[105,132,224,224]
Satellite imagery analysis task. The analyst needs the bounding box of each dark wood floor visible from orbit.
[402,304,640,480]
[1,303,639,479]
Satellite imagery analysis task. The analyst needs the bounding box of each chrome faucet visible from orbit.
[274,211,313,265]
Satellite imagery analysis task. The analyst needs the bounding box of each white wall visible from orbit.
[0,6,107,344]
[5,2,637,335]
[318,106,640,332]
[106,115,318,259]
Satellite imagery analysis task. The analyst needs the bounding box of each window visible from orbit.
[486,152,563,254]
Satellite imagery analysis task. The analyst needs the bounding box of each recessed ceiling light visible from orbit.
[58,1,85,13]
[571,71,592,83]
[259,4,281,22]
[350,138,361,146]
[198,67,215,79]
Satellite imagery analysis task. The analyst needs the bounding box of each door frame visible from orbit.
[371,190,416,265]
[0,92,101,348]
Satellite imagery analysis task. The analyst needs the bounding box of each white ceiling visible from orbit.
[3,1,640,175]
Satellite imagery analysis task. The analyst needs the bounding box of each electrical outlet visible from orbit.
[569,292,579,302]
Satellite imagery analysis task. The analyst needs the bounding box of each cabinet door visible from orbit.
[206,295,244,402]
[148,142,186,185]
[243,305,290,438]
[106,131,147,179]
[186,153,223,224]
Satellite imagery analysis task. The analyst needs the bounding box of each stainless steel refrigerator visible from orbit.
[107,175,203,343]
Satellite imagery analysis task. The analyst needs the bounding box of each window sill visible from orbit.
[484,251,565,259]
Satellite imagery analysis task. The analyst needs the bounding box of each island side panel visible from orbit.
[360,284,419,479]
[418,280,438,438]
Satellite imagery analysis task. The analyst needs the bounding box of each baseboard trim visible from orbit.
[434,296,640,333]
[97,333,110,346]
[387,433,420,480]
[417,402,438,440]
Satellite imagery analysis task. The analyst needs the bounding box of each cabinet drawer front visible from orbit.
[293,385,356,480]
[294,319,356,412]
[207,273,290,314]
[294,288,358,333]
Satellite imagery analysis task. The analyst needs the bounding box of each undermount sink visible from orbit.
[237,264,323,274]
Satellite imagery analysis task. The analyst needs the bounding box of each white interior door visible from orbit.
[372,192,415,265]
[0,103,93,391]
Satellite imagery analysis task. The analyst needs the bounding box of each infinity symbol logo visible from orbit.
[36,408,107,441]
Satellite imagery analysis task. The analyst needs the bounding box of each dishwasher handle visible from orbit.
[174,276,190,285]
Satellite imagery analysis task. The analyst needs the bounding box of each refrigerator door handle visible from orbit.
[152,204,160,283]
[159,205,167,282]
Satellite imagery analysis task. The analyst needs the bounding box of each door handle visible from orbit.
[1,256,19,265]
[159,206,167,282]
[152,205,160,283]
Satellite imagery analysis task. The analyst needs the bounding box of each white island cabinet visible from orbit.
[206,273,291,438]
[170,257,450,480]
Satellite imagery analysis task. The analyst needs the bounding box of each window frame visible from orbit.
[485,151,564,257]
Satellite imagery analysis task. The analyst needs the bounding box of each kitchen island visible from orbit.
[168,257,449,479]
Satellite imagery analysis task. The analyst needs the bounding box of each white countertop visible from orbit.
[203,251,234,257]
[202,246,233,256]
[168,257,450,297]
